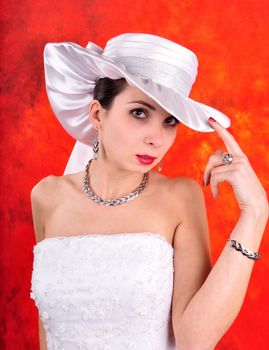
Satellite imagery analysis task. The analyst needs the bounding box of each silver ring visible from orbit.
[222,152,233,165]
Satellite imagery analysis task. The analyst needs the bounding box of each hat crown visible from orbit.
[102,33,198,96]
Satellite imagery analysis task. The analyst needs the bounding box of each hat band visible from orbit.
[112,55,193,96]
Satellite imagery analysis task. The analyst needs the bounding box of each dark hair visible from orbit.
[93,77,128,110]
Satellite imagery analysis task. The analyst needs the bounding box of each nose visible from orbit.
[144,123,164,147]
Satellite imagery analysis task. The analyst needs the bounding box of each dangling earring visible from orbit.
[92,130,99,160]
[158,159,163,173]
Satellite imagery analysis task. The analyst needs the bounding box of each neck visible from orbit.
[87,159,148,200]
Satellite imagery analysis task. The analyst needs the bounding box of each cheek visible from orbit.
[102,118,135,152]
[171,129,178,144]
[164,129,177,150]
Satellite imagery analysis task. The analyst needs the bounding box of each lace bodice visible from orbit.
[30,232,177,349]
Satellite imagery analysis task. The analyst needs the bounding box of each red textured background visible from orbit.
[1,0,269,348]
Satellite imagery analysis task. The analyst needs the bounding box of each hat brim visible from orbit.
[44,42,231,145]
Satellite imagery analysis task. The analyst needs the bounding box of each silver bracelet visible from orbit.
[228,238,261,260]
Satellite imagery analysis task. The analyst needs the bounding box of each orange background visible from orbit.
[1,0,269,348]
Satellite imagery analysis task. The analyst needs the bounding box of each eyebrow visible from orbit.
[127,100,157,110]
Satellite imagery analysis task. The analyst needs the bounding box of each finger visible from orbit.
[210,168,234,198]
[208,118,245,156]
[204,149,251,186]
[203,149,223,187]
[204,152,245,187]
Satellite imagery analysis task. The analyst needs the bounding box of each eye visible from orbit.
[165,116,180,127]
[130,108,147,119]
[130,108,180,127]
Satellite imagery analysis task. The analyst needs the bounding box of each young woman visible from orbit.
[30,33,268,350]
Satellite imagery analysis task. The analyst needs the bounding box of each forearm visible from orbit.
[176,209,268,350]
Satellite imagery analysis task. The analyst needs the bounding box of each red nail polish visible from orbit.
[209,117,216,123]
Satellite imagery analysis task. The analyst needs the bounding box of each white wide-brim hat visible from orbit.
[44,33,231,175]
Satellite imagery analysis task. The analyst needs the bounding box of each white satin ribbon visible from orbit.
[64,141,93,175]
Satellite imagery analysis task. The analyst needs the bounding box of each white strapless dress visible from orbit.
[30,232,177,350]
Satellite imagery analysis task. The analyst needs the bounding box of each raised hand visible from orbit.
[203,117,268,216]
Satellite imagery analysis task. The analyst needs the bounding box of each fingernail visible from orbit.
[209,117,217,123]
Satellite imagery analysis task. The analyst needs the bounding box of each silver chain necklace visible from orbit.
[82,159,150,206]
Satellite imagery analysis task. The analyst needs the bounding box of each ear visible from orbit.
[88,100,103,129]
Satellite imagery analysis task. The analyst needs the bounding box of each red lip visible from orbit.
[136,155,156,165]
[136,154,157,160]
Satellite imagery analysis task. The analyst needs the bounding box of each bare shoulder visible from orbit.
[170,176,204,209]
[164,176,207,241]
[31,175,59,206]
[30,175,60,243]
[149,171,203,202]
[31,171,80,199]
[172,176,202,194]
[170,176,211,272]
[30,172,83,243]
[156,173,203,207]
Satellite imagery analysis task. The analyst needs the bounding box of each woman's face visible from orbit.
[90,84,180,173]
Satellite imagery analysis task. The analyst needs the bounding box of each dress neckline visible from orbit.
[33,232,174,251]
